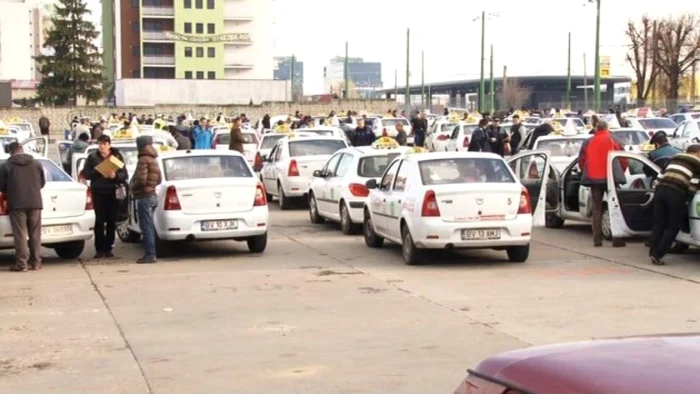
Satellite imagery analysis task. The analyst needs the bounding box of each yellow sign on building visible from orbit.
[600,56,611,78]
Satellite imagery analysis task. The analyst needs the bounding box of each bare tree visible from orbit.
[625,15,660,102]
[654,13,700,99]
[499,78,531,110]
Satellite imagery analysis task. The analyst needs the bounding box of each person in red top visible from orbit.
[578,120,627,247]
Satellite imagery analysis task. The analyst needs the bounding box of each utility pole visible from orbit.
[405,28,410,115]
[394,68,398,101]
[344,41,349,99]
[566,32,571,109]
[290,54,296,102]
[479,10,486,113]
[593,0,601,110]
[584,53,588,110]
[489,45,494,114]
[502,65,507,111]
[421,50,425,107]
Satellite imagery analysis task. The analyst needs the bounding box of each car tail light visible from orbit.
[437,134,448,141]
[254,183,267,206]
[462,136,470,148]
[254,152,263,168]
[421,190,441,217]
[85,189,94,210]
[164,185,182,210]
[518,187,532,214]
[288,160,300,176]
[0,192,7,216]
[349,183,369,197]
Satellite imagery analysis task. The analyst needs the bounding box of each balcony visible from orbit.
[224,62,254,69]
[143,55,175,66]
[142,31,173,41]
[223,15,253,22]
[142,6,174,17]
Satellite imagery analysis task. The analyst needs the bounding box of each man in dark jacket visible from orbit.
[488,117,506,156]
[509,115,527,155]
[169,125,191,151]
[229,117,245,153]
[468,119,491,152]
[648,132,682,169]
[411,113,428,147]
[395,123,408,146]
[81,135,129,258]
[527,121,554,149]
[0,142,46,271]
[39,116,50,136]
[131,136,162,264]
[352,119,375,146]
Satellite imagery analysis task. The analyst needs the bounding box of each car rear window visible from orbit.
[419,158,515,185]
[381,119,410,128]
[163,155,252,181]
[0,159,72,182]
[440,123,458,132]
[260,135,286,149]
[358,154,400,177]
[289,140,347,157]
[692,114,700,119]
[637,118,677,129]
[215,133,258,145]
[300,129,335,137]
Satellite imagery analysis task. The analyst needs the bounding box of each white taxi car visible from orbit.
[426,120,459,152]
[117,150,269,256]
[297,126,351,145]
[670,119,700,151]
[7,121,35,141]
[253,133,292,172]
[212,128,259,163]
[371,117,412,139]
[626,117,677,138]
[70,139,170,183]
[530,134,591,172]
[0,151,94,259]
[308,139,411,234]
[362,150,550,265]
[446,123,479,152]
[260,134,349,209]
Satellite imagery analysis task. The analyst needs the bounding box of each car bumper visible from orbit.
[284,177,312,198]
[346,198,365,223]
[157,208,269,241]
[0,212,95,248]
[410,216,532,249]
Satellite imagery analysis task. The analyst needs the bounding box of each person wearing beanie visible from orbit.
[131,135,162,264]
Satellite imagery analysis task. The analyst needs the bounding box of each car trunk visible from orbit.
[291,155,332,178]
[430,183,522,222]
[173,178,258,215]
[42,182,87,219]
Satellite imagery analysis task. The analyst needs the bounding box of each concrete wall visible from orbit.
[0,99,399,135]
[115,78,291,105]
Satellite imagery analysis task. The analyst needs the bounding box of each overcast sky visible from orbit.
[86,0,699,94]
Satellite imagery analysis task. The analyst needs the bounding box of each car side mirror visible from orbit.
[313,170,325,178]
[365,179,378,189]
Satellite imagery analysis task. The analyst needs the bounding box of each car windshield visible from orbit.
[215,133,258,145]
[535,138,586,156]
[260,135,286,149]
[381,119,410,128]
[419,158,515,185]
[0,136,18,151]
[12,123,31,132]
[163,155,252,181]
[0,159,72,182]
[300,129,335,137]
[613,131,650,145]
[289,140,346,157]
[358,154,401,177]
[637,118,677,129]
[440,123,458,132]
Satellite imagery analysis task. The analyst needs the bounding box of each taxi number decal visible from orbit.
[389,201,396,216]
[507,198,512,205]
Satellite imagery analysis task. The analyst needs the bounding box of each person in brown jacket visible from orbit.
[228,117,245,154]
[131,135,162,264]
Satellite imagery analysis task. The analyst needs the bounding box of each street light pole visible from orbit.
[566,32,571,109]
[479,11,486,113]
[593,0,601,110]
[394,68,398,101]
[489,45,494,114]
[344,41,349,99]
[584,53,588,110]
[421,50,425,107]
[405,28,410,115]
[290,54,296,102]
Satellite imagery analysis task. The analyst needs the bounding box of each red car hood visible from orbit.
[473,335,700,394]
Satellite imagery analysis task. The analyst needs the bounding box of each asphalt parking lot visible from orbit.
[2,204,700,393]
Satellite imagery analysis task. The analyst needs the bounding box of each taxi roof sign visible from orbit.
[371,137,400,149]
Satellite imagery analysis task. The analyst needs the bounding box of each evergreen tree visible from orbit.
[35,0,103,106]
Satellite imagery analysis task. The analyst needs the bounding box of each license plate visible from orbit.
[42,225,73,237]
[462,229,501,240]
[201,220,238,231]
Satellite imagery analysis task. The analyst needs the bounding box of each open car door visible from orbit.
[606,151,660,238]
[57,140,74,171]
[72,153,89,183]
[507,150,552,226]
[20,136,48,157]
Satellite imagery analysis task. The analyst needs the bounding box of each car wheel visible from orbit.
[278,183,292,210]
[669,242,689,254]
[54,240,85,260]
[363,212,384,248]
[545,212,565,229]
[602,208,613,241]
[117,222,141,243]
[247,232,268,253]
[506,244,530,262]
[340,202,359,235]
[401,224,423,265]
[309,193,324,224]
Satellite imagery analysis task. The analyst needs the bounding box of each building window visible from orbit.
[196,47,203,57]
[195,23,203,34]
[207,47,215,57]
[185,71,192,79]
[196,71,204,79]
[132,0,139,7]
[208,71,215,80]
[132,46,140,56]
[143,20,163,31]
[184,47,192,57]
[195,0,202,8]
[184,0,191,8]
[184,22,191,33]
[207,23,215,34]
[132,70,141,78]
[206,0,214,9]
[131,21,139,32]
[144,45,164,55]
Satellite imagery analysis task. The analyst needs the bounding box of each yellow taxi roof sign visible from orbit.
[407,147,428,154]
[371,137,400,149]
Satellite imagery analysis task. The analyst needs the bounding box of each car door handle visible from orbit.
[398,200,402,203]
[383,199,386,202]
